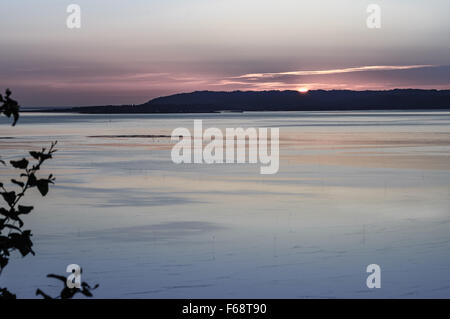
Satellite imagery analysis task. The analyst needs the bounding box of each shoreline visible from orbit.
[20,107,450,114]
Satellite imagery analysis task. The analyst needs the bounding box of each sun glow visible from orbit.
[297,87,309,93]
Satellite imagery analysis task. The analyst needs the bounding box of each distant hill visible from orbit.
[39,89,450,113]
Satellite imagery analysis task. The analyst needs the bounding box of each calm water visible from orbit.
[1,111,450,298]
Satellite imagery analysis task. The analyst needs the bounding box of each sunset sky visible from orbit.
[1,0,450,106]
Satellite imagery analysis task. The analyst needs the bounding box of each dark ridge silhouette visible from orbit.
[88,134,173,138]
[36,89,450,114]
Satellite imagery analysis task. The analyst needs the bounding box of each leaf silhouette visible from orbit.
[28,173,37,187]
[0,207,23,226]
[18,205,33,215]
[12,111,19,127]
[81,289,93,297]
[1,191,16,206]
[8,230,34,256]
[9,158,28,169]
[29,151,40,160]
[0,287,16,299]
[35,289,52,299]
[36,180,50,196]
[0,89,20,126]
[0,256,9,271]
[0,208,8,218]
[39,274,99,299]
[11,179,24,188]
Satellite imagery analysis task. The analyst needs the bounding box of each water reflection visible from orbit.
[1,111,450,298]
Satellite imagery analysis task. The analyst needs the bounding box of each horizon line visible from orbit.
[20,87,450,108]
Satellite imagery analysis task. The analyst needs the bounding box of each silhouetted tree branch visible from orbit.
[36,273,99,299]
[0,88,19,126]
[0,89,97,299]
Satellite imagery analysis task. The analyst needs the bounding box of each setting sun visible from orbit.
[297,87,309,93]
